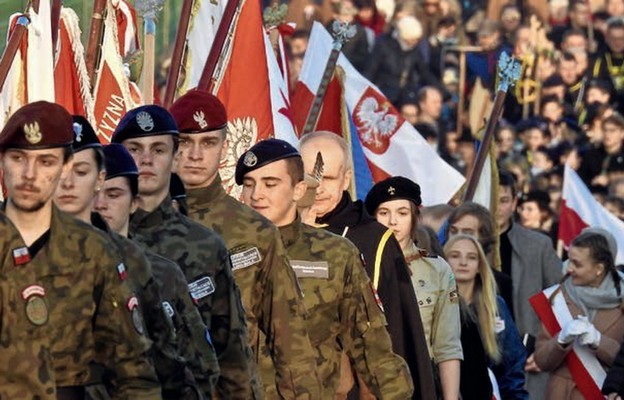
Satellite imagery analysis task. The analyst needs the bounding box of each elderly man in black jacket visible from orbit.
[300,131,437,400]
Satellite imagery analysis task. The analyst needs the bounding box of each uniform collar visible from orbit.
[278,215,303,248]
[131,195,176,231]
[186,174,226,210]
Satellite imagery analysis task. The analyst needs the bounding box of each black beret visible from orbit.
[169,173,186,201]
[111,105,178,144]
[235,138,300,185]
[103,143,138,196]
[0,101,73,149]
[364,176,422,215]
[72,115,102,153]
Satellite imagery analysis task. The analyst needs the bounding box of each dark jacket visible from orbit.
[365,33,441,105]
[577,145,624,187]
[316,192,437,400]
[460,306,493,400]
[603,338,624,396]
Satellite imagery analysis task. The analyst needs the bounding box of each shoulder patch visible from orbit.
[230,247,262,271]
[448,289,459,304]
[290,260,329,279]
[188,276,215,300]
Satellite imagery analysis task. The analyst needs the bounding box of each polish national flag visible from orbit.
[113,0,140,58]
[559,164,624,264]
[292,22,465,204]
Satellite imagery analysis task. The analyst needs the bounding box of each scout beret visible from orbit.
[72,116,102,153]
[365,176,422,215]
[169,89,228,133]
[0,101,73,150]
[111,104,178,144]
[235,138,300,185]
[103,143,138,196]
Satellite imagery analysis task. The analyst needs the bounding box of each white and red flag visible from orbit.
[292,22,464,204]
[559,164,624,264]
[92,0,140,143]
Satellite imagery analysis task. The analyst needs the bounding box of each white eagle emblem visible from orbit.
[193,111,208,130]
[23,121,42,144]
[219,117,258,200]
[73,122,83,142]
[355,97,399,150]
[136,111,154,132]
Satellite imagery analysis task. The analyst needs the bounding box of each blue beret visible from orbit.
[103,143,138,196]
[72,115,102,153]
[235,138,300,185]
[111,105,178,144]
[365,176,422,215]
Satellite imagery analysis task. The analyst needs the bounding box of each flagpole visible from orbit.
[197,0,241,92]
[463,53,521,202]
[163,0,194,107]
[0,15,30,94]
[51,0,62,51]
[137,0,164,105]
[86,0,107,83]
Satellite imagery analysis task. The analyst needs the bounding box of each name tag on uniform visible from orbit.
[230,247,262,271]
[290,260,329,279]
[189,276,215,300]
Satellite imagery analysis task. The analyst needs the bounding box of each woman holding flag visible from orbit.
[531,231,624,399]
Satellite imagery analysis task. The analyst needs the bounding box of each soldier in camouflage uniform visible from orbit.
[0,101,161,399]
[53,119,217,399]
[169,90,322,398]
[111,105,257,399]
[236,139,414,399]
[0,211,56,400]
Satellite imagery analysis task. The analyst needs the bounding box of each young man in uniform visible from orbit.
[0,101,161,398]
[299,131,436,400]
[54,118,218,399]
[169,90,321,398]
[236,138,414,399]
[111,104,257,398]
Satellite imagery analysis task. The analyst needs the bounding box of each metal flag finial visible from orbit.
[497,52,522,93]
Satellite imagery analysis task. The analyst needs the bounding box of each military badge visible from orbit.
[162,301,175,318]
[23,121,42,144]
[21,285,48,326]
[73,122,83,142]
[243,151,258,167]
[387,186,396,195]
[188,276,215,301]
[290,260,330,279]
[12,246,30,266]
[136,111,154,132]
[127,295,145,335]
[230,247,262,271]
[193,110,208,130]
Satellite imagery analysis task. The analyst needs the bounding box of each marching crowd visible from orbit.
[2,0,624,399]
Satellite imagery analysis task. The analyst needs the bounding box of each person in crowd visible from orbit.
[578,112,624,187]
[300,130,437,400]
[417,86,444,129]
[517,190,557,241]
[444,234,528,400]
[365,176,462,400]
[533,231,624,399]
[603,336,624,398]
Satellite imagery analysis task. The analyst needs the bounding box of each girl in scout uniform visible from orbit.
[365,176,462,400]
[444,234,528,400]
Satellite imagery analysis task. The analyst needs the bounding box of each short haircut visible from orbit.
[417,86,441,104]
[608,16,624,31]
[447,202,496,255]
[499,169,517,197]
[299,131,353,172]
[602,112,624,130]
[285,156,304,185]
[562,28,587,43]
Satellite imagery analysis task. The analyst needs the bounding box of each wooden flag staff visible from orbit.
[163,0,193,108]
[0,15,30,93]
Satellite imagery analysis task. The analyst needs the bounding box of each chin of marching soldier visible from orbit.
[111,104,258,399]
[236,138,414,399]
[0,101,161,399]
[170,90,322,399]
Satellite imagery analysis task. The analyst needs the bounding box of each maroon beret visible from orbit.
[0,101,73,150]
[170,89,228,133]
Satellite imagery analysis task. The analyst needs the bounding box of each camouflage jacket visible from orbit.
[98,211,217,399]
[0,211,56,400]
[130,197,255,399]
[279,218,414,399]
[186,177,321,399]
[2,206,161,399]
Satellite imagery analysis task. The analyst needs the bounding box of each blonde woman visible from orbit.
[365,176,462,400]
[444,234,528,400]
